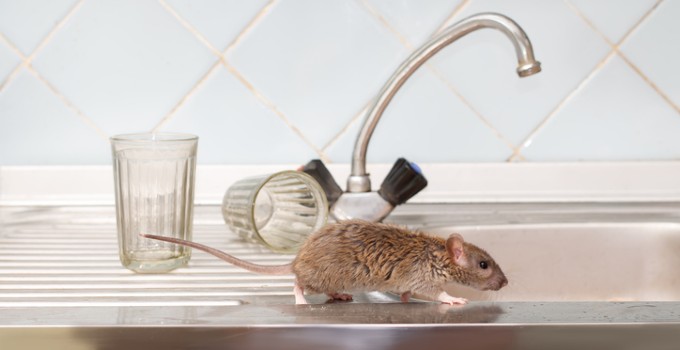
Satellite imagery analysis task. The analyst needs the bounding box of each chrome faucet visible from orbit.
[314,13,541,222]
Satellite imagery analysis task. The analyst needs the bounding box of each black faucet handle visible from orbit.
[301,159,343,208]
[378,158,428,206]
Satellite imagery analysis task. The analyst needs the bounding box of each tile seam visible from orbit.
[426,64,518,152]
[320,99,372,160]
[223,0,278,55]
[610,1,679,114]
[26,67,109,140]
[613,0,664,46]
[357,0,413,49]
[434,0,471,34]
[564,0,615,46]
[24,0,86,63]
[152,59,224,132]
[158,0,222,56]
[0,34,27,93]
[617,53,680,114]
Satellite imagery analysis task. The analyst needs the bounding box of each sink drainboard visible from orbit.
[0,206,297,308]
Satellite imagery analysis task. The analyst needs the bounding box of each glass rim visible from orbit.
[110,132,198,143]
[249,170,328,253]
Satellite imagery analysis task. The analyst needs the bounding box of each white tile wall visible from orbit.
[0,0,678,165]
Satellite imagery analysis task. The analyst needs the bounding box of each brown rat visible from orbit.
[143,220,507,305]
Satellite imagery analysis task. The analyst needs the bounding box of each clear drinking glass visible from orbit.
[111,133,198,273]
[222,171,328,253]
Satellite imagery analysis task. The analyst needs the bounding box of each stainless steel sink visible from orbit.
[428,222,680,302]
[1,203,680,349]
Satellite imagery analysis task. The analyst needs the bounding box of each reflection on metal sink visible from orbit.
[427,222,680,302]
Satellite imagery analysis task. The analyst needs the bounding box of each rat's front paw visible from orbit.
[437,292,468,305]
[441,297,468,305]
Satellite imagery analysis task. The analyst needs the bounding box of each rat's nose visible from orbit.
[485,276,508,291]
[492,275,508,290]
[500,278,509,288]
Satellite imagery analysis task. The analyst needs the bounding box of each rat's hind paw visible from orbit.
[294,281,308,304]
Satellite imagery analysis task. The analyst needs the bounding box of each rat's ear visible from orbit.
[446,233,468,266]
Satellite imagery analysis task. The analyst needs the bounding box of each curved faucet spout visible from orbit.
[347,12,541,193]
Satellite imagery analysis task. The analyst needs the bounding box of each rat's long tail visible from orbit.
[142,234,293,275]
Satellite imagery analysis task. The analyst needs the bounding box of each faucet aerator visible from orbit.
[517,61,542,77]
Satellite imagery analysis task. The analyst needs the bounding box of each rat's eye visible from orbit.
[479,261,488,269]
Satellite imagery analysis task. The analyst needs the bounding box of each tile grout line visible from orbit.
[510,0,663,161]
[158,0,329,161]
[434,0,471,34]
[320,99,372,160]
[0,0,108,141]
[430,64,518,151]
[357,0,413,49]
[152,59,224,133]
[618,54,679,114]
[26,66,109,140]
[223,0,279,55]
[566,0,678,114]
[22,0,86,62]
[0,0,85,93]
[611,0,663,46]
[0,34,27,92]
[563,0,616,46]
[611,1,679,114]
[158,0,222,57]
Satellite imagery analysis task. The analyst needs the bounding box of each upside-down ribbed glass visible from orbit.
[222,171,328,253]
[111,133,198,273]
